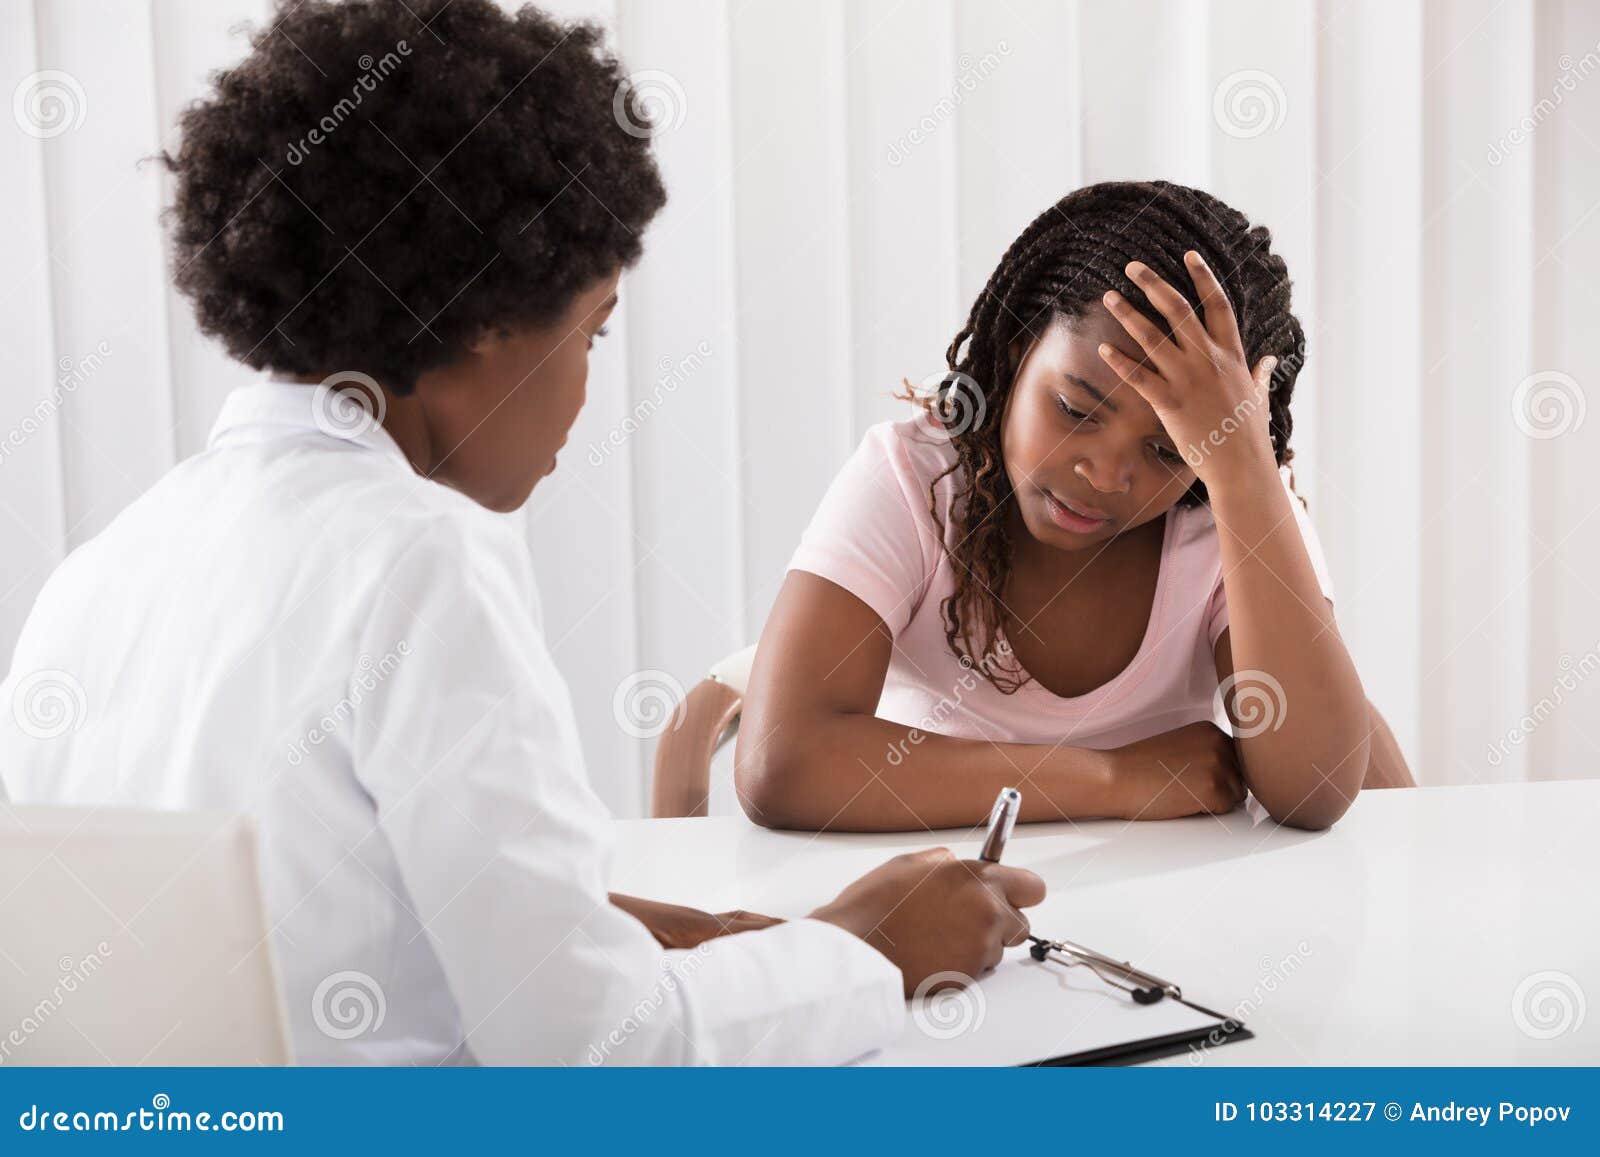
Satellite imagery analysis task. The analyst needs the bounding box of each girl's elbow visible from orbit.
[1266,797,1346,831]
[1256,742,1369,830]
[733,741,809,830]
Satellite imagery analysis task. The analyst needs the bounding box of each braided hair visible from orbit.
[914,180,1305,693]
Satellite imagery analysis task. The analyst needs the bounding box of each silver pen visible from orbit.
[978,787,1021,863]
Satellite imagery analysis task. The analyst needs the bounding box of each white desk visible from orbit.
[611,781,1600,1064]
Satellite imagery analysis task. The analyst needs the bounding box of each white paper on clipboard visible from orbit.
[854,945,1235,1066]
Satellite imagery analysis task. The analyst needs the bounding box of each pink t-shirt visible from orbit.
[788,418,1335,751]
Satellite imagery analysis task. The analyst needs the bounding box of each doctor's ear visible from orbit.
[465,326,507,358]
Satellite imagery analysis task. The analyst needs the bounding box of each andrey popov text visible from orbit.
[1214,1101,1573,1127]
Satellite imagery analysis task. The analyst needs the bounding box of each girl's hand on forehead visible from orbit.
[1095,250,1278,487]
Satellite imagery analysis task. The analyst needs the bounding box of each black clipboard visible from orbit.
[1029,1000,1254,1066]
[1021,935,1254,1067]
[861,935,1253,1066]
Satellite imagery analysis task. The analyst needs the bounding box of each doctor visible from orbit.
[0,0,1044,1064]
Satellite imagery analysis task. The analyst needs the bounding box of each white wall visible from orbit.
[5,0,1600,816]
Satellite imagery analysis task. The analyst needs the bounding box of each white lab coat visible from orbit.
[0,381,904,1065]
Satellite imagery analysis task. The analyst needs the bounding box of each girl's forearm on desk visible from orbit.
[734,712,1119,831]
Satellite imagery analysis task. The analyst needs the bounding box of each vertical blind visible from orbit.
[4,0,1598,816]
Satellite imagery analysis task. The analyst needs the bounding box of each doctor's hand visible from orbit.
[610,893,784,950]
[808,848,1046,997]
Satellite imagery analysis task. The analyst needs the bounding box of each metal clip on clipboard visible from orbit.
[1027,935,1183,1006]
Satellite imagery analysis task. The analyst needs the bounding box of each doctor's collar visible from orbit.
[207,376,410,468]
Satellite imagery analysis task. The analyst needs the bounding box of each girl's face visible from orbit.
[1001,304,1197,552]
[405,269,620,512]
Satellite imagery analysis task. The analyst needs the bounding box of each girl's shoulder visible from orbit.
[791,414,962,634]
[852,414,965,509]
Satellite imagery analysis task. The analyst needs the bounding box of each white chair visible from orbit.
[0,804,292,1065]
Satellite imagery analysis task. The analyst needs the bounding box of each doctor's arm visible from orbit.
[348,523,899,1064]
[352,521,1042,1064]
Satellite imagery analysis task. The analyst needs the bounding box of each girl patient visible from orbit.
[736,180,1412,835]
